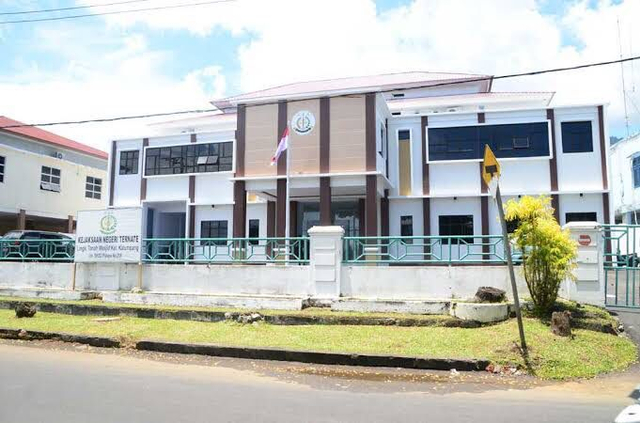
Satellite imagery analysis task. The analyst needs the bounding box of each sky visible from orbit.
[0,0,639,152]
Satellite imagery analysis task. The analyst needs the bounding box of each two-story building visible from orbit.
[0,116,108,234]
[108,71,611,261]
[610,133,640,224]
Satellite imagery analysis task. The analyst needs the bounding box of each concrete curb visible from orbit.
[0,328,120,348]
[0,299,481,327]
[135,340,491,371]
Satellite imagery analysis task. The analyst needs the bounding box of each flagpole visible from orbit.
[285,124,291,264]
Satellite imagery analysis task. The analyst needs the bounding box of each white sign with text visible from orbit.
[75,208,142,263]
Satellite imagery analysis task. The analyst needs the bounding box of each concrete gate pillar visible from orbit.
[562,222,604,306]
[308,226,344,299]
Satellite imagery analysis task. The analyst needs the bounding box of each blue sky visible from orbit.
[0,0,638,150]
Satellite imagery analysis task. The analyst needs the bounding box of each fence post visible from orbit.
[562,222,604,306]
[308,226,344,299]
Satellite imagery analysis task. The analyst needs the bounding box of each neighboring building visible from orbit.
[108,72,611,261]
[610,133,640,223]
[0,117,108,235]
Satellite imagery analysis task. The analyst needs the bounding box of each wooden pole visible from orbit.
[137,262,143,291]
[71,262,77,291]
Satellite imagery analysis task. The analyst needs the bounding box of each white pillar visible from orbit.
[562,222,604,306]
[308,226,344,299]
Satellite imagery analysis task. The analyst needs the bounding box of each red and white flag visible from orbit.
[271,127,289,166]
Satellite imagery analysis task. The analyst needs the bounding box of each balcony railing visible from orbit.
[142,237,310,264]
[0,238,75,262]
[343,235,520,264]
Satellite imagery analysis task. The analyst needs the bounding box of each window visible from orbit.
[428,122,550,161]
[633,156,640,188]
[119,150,139,175]
[378,123,387,157]
[0,155,4,183]
[565,212,597,223]
[561,121,593,153]
[201,220,228,245]
[249,219,260,244]
[439,215,474,244]
[400,215,413,243]
[85,176,102,199]
[145,142,233,176]
[40,166,61,192]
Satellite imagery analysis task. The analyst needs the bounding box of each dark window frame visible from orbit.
[400,215,413,243]
[0,155,4,183]
[40,166,61,192]
[144,142,233,176]
[633,156,640,189]
[248,219,260,244]
[119,150,139,175]
[200,220,228,245]
[427,122,550,161]
[561,121,593,153]
[439,215,474,245]
[85,176,102,200]
[565,212,597,223]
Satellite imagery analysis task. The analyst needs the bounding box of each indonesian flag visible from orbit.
[270,127,289,166]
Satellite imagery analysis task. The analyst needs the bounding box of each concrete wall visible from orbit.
[341,265,528,300]
[0,262,74,290]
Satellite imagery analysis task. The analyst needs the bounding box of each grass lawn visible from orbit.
[0,309,635,380]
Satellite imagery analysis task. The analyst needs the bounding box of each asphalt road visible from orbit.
[0,341,634,423]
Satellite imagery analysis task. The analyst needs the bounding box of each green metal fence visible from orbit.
[343,235,520,264]
[142,237,310,264]
[603,224,640,308]
[0,238,75,262]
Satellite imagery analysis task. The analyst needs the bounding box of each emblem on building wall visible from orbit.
[291,110,316,135]
[99,213,117,235]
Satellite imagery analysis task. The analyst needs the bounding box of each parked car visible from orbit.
[0,230,75,261]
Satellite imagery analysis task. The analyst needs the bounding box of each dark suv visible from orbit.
[1,230,75,261]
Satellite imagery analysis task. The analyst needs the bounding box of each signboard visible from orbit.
[75,208,142,263]
[482,144,501,187]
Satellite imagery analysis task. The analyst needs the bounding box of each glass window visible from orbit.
[119,150,139,175]
[561,121,593,153]
[428,122,549,161]
[249,219,260,244]
[145,142,233,176]
[0,155,4,183]
[633,156,640,188]
[400,215,413,243]
[439,215,474,245]
[565,212,597,223]
[200,220,228,245]
[85,176,102,199]
[40,166,61,192]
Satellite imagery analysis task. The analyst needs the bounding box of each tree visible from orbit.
[504,195,577,316]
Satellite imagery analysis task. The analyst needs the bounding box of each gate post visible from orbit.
[308,226,344,299]
[562,222,604,306]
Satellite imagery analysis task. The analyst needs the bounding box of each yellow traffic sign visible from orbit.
[482,144,501,187]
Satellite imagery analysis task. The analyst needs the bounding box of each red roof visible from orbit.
[0,116,108,160]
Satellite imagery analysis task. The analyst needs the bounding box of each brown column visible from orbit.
[17,209,26,230]
[140,138,149,201]
[421,116,430,195]
[365,93,376,172]
[478,113,488,194]
[358,199,365,236]
[481,196,489,261]
[551,194,560,222]
[108,141,117,206]
[188,134,197,238]
[603,192,611,255]
[277,101,288,176]
[365,175,378,237]
[320,97,330,174]
[547,109,559,192]
[276,179,286,237]
[236,104,246,177]
[67,215,74,234]
[380,190,389,237]
[232,181,247,238]
[320,177,332,225]
[598,106,609,190]
[422,197,431,257]
[266,201,276,238]
[289,201,298,237]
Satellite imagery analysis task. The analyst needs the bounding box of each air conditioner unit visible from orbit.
[54,152,64,160]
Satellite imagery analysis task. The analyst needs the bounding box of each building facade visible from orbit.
[0,117,108,235]
[610,133,640,224]
[108,72,611,261]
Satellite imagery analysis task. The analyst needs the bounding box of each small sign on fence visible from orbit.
[74,208,142,263]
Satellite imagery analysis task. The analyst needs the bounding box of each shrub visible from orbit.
[504,196,577,316]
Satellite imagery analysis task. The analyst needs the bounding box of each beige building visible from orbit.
[0,116,108,235]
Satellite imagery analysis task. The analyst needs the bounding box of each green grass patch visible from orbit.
[0,309,635,380]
